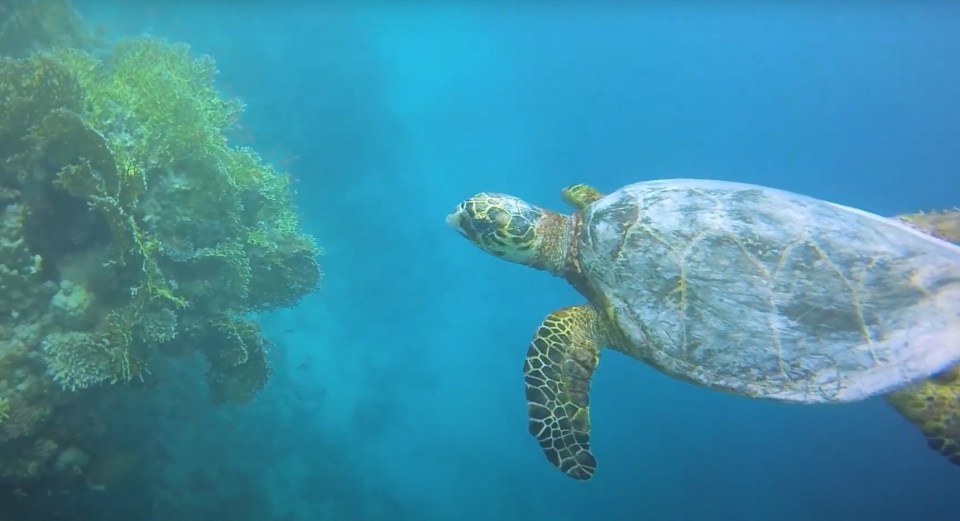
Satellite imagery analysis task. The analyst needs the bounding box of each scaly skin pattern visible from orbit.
[524,305,608,480]
[888,209,960,467]
[887,367,960,465]
[447,192,607,479]
[446,192,571,275]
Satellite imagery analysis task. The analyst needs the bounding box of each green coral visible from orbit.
[55,36,243,174]
[41,329,142,392]
[36,35,322,315]
[49,37,322,313]
[203,316,273,405]
[228,149,322,309]
[138,306,178,345]
[0,27,323,485]
[0,53,80,160]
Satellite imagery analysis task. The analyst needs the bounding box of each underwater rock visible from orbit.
[49,279,96,328]
[52,445,90,475]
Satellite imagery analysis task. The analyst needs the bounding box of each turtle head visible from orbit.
[447,193,569,274]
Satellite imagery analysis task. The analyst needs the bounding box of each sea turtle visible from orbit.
[445,179,960,480]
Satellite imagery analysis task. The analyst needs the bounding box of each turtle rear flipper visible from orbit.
[524,305,603,480]
[887,369,960,466]
[897,209,960,242]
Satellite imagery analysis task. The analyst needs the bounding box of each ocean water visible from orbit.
[11,2,960,520]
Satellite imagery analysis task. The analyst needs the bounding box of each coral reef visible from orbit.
[0,2,320,488]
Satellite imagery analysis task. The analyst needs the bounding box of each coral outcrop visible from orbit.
[0,1,320,484]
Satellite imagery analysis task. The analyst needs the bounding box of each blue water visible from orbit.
[69,3,960,520]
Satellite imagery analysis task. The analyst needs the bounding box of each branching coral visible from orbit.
[193,315,272,405]
[228,148,322,309]
[55,37,244,174]
[50,38,322,314]
[0,27,322,484]
[0,54,80,161]
[138,307,179,345]
[41,330,140,391]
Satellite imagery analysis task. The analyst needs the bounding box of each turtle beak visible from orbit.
[446,205,466,235]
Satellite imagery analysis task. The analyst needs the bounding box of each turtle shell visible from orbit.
[576,179,960,403]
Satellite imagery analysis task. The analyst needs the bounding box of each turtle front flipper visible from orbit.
[886,369,960,466]
[524,304,605,480]
[561,184,605,210]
